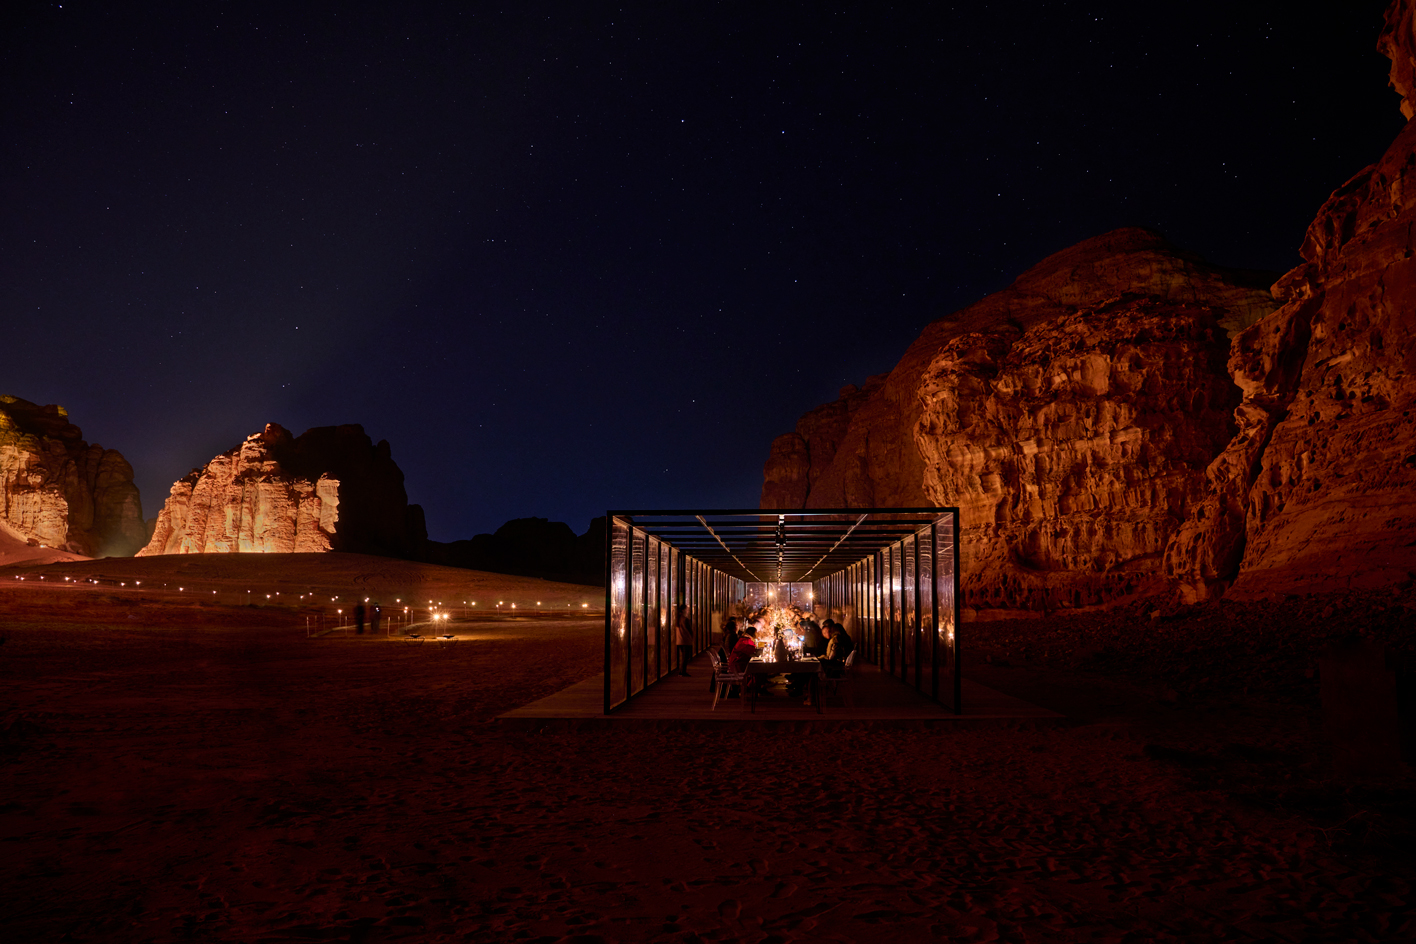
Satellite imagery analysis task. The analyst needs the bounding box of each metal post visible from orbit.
[953,511,962,714]
[625,527,634,702]
[931,521,940,704]
[653,539,661,681]
[603,514,614,715]
[914,530,922,693]
[886,546,895,676]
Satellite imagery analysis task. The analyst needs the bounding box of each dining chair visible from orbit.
[709,649,746,711]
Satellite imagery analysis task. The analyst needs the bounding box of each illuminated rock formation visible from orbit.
[762,0,1416,612]
[139,423,426,558]
[1168,0,1416,600]
[762,378,886,508]
[760,229,1276,614]
[0,395,146,557]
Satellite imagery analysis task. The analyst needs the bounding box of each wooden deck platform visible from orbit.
[497,652,1061,729]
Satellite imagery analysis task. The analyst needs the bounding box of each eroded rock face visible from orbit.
[0,396,146,557]
[1174,1,1416,599]
[760,229,1278,615]
[762,378,886,508]
[139,423,426,558]
[762,0,1416,612]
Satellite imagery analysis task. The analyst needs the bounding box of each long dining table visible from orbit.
[745,655,824,714]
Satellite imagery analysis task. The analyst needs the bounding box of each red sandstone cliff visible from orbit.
[0,395,146,557]
[762,0,1416,614]
[139,423,426,559]
[762,231,1277,615]
[1168,0,1416,601]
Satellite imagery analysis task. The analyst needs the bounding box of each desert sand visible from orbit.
[0,529,91,569]
[2,555,1413,942]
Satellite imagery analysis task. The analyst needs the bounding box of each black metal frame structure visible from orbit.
[603,508,961,715]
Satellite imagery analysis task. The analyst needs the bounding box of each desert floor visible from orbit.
[2,559,1414,943]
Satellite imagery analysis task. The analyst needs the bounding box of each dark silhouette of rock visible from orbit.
[424,516,605,587]
[0,395,145,557]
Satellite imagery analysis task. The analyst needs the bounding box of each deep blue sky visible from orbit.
[2,1,1403,541]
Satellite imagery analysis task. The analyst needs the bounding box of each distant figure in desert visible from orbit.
[354,603,365,635]
[370,604,381,635]
[673,603,693,676]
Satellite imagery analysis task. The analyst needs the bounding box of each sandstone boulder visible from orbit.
[139,423,426,559]
[0,395,145,557]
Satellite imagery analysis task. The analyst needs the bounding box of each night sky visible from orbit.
[2,1,1404,542]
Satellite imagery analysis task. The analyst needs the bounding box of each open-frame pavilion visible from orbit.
[604,509,960,715]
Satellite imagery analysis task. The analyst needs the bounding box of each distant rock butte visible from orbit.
[0,395,145,557]
[139,423,426,558]
[761,0,1416,613]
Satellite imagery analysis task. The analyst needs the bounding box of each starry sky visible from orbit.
[2,1,1404,542]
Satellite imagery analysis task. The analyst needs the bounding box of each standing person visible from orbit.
[673,604,694,676]
[354,603,366,635]
[370,604,381,636]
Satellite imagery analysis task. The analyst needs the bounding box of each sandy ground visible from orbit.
[2,559,1414,943]
[0,528,90,568]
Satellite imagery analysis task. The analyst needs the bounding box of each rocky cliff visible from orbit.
[762,0,1416,614]
[139,423,426,558]
[0,395,146,557]
[762,231,1278,615]
[1168,0,1416,601]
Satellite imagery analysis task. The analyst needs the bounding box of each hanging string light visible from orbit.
[775,514,786,582]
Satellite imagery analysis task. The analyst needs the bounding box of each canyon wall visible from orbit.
[0,395,145,557]
[762,231,1278,615]
[761,0,1416,613]
[1170,0,1416,601]
[139,423,426,558]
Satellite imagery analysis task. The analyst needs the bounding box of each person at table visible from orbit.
[714,617,740,692]
[821,620,855,678]
[729,626,763,694]
[797,618,825,657]
[721,617,740,658]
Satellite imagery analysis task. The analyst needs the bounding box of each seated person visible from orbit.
[797,618,825,657]
[732,627,779,695]
[821,621,855,678]
[728,628,757,675]
[720,617,740,661]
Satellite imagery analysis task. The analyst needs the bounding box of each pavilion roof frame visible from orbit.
[603,506,963,716]
[607,508,956,583]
